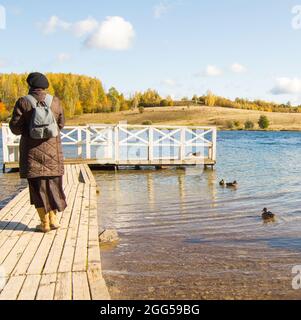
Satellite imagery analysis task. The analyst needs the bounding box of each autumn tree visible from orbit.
[0,100,9,121]
[140,89,161,107]
[204,91,216,107]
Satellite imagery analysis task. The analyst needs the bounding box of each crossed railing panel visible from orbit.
[1,124,217,163]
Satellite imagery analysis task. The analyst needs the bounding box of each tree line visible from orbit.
[1,73,301,121]
[201,91,301,113]
[225,116,270,130]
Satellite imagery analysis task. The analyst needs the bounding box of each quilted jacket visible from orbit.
[9,89,65,179]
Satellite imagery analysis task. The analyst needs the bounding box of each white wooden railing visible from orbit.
[1,124,217,165]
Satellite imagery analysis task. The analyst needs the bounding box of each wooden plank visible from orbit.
[0,199,32,247]
[26,231,56,275]
[0,189,28,220]
[58,184,84,273]
[88,185,101,269]
[12,184,72,277]
[42,184,76,274]
[23,183,70,276]
[72,272,91,300]
[71,165,78,185]
[5,181,68,277]
[54,272,72,300]
[84,164,97,187]
[0,164,109,301]
[18,275,41,300]
[74,164,81,179]
[72,165,79,183]
[36,273,57,300]
[2,230,34,276]
[11,232,44,277]
[73,185,90,272]
[4,158,216,169]
[87,266,110,300]
[0,204,35,265]
[0,276,25,300]
[65,165,70,186]
[70,164,76,185]
[79,164,89,184]
[0,190,30,237]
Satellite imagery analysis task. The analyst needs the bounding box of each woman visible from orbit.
[9,72,67,233]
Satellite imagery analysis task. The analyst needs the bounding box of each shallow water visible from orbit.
[95,131,301,300]
[2,131,301,299]
[0,131,27,208]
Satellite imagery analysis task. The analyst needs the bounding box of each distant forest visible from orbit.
[1,73,301,121]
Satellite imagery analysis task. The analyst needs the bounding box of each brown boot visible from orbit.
[36,208,51,233]
[49,210,61,230]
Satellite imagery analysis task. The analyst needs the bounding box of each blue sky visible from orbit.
[1,0,301,104]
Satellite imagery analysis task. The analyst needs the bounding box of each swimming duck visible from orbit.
[226,181,238,187]
[262,208,275,221]
[219,180,226,186]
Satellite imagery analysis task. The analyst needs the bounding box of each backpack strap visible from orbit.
[25,94,53,109]
[44,94,54,108]
[25,95,39,109]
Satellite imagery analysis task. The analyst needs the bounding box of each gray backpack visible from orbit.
[25,94,59,140]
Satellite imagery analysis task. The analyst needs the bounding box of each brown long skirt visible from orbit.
[28,176,67,213]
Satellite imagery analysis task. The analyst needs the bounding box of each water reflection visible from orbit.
[95,131,301,299]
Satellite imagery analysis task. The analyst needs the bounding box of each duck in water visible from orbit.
[219,180,238,187]
[226,181,238,187]
[262,208,275,222]
[219,180,225,186]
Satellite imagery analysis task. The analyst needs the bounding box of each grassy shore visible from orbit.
[65,106,301,131]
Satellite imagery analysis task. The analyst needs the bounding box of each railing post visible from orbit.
[211,128,217,162]
[148,127,154,162]
[105,127,113,159]
[86,127,91,159]
[2,124,8,164]
[180,128,186,161]
[77,128,83,158]
[114,125,119,162]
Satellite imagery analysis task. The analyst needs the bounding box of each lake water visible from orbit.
[2,130,301,299]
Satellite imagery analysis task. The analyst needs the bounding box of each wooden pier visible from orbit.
[2,124,217,171]
[0,164,110,300]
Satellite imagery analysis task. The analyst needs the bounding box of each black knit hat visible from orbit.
[26,72,49,89]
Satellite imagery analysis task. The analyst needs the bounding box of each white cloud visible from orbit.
[72,17,98,37]
[154,3,169,19]
[57,53,71,63]
[271,77,301,95]
[161,79,179,87]
[203,65,223,77]
[40,15,135,51]
[85,16,135,50]
[42,15,71,34]
[231,63,247,73]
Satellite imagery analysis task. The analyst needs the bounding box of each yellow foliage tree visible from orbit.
[205,91,216,107]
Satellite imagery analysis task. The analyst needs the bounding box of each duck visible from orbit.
[262,208,275,221]
[226,181,238,187]
[219,180,226,186]
[187,152,201,158]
